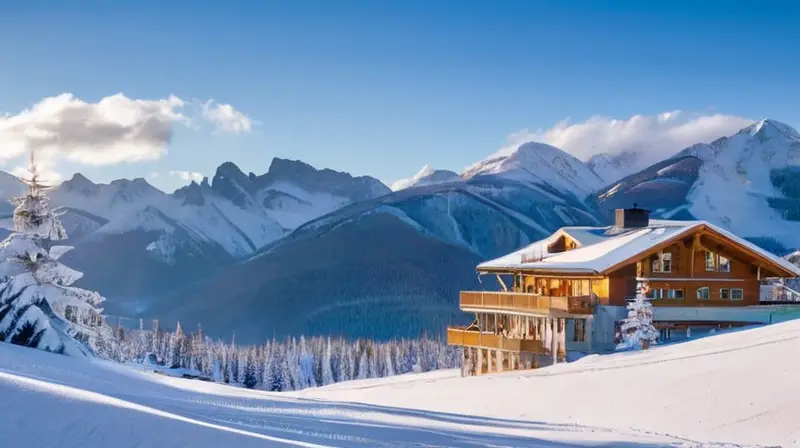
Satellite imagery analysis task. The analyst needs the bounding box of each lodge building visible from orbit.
[447,206,800,376]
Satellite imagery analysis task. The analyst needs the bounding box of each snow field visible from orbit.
[4,319,800,446]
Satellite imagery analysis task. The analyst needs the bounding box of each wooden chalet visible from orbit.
[448,206,800,376]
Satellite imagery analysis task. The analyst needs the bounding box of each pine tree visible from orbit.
[616,280,659,350]
[321,337,334,386]
[0,152,112,357]
[264,343,288,391]
[357,349,369,380]
[242,350,258,389]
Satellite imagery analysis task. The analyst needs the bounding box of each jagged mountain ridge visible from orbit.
[149,175,603,343]
[0,158,391,303]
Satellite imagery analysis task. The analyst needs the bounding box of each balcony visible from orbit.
[446,327,546,353]
[459,291,593,315]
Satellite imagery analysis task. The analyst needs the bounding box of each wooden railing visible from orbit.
[459,291,593,314]
[446,327,546,353]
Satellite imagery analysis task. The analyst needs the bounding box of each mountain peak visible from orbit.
[391,165,460,191]
[741,118,800,140]
[261,157,390,200]
[60,173,99,195]
[210,161,256,207]
[463,141,604,196]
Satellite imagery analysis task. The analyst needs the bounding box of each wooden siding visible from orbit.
[460,291,593,315]
[647,279,760,307]
[607,229,771,307]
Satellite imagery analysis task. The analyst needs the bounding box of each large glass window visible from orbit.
[731,288,744,300]
[705,252,716,271]
[719,255,731,272]
[697,286,710,300]
[705,251,732,273]
[652,251,673,273]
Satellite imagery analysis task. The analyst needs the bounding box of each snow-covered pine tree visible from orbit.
[616,280,659,350]
[242,349,258,389]
[321,337,334,386]
[0,153,112,357]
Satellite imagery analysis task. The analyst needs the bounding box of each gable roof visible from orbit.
[478,220,800,278]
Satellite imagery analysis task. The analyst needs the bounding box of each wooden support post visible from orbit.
[477,348,483,375]
[551,318,558,365]
[586,317,593,353]
[560,318,567,361]
[496,274,508,292]
[691,233,699,278]
[496,350,503,373]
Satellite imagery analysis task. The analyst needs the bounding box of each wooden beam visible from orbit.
[690,233,699,278]
[496,274,509,292]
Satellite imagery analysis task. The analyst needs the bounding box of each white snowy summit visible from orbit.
[0,155,111,357]
[586,150,644,186]
[390,165,461,191]
[463,142,605,197]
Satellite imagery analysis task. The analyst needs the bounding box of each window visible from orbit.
[720,288,730,300]
[705,251,716,271]
[574,319,586,342]
[731,288,744,301]
[645,288,683,300]
[705,251,732,273]
[667,289,684,300]
[661,252,672,272]
[697,286,710,300]
[652,252,672,273]
[719,256,731,273]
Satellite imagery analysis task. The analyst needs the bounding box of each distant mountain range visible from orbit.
[2,117,799,343]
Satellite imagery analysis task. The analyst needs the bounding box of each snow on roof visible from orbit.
[478,219,800,277]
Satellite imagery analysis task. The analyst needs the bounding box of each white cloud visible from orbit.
[0,93,255,182]
[169,170,203,182]
[201,100,253,134]
[498,111,755,166]
[0,93,188,168]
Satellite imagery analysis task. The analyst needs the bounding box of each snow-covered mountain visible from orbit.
[586,150,644,186]
[462,142,605,198]
[592,118,800,253]
[209,158,390,230]
[150,175,602,342]
[0,159,390,302]
[390,165,461,191]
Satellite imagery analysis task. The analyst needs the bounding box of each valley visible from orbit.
[2,118,799,343]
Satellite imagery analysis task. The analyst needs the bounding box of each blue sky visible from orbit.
[0,1,798,191]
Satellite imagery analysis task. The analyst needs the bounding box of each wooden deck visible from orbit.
[459,291,593,315]
[446,327,546,353]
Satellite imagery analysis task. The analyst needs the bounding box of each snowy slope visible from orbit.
[463,142,605,198]
[587,150,644,186]
[151,176,602,342]
[591,118,800,254]
[0,160,389,299]
[390,165,461,191]
[3,320,800,446]
[678,118,800,249]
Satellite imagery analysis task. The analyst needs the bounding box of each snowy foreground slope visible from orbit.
[3,322,800,447]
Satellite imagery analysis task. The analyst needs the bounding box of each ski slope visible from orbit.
[3,320,800,447]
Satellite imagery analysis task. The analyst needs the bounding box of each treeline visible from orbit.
[106,321,460,391]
